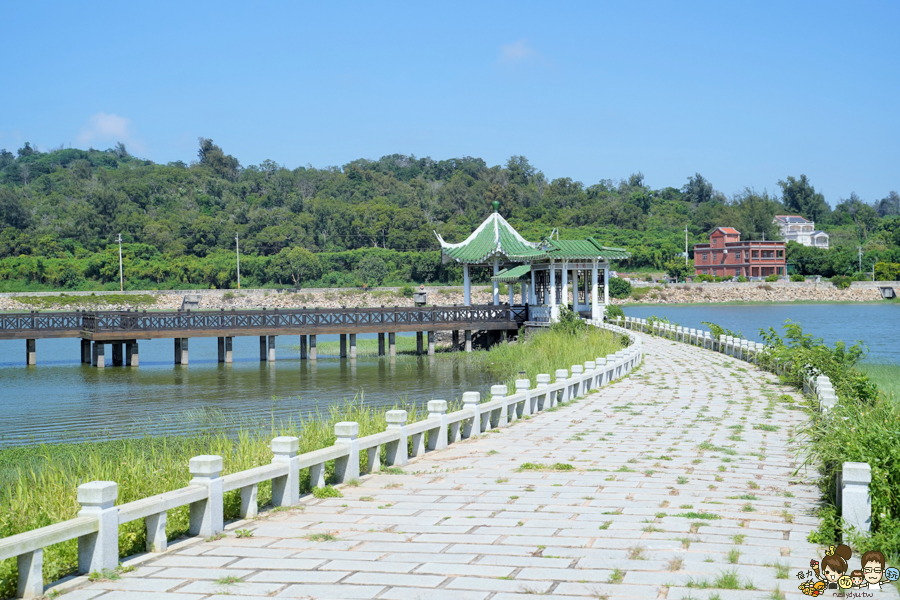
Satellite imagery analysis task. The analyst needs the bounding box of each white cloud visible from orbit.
[499,39,537,64]
[77,112,142,151]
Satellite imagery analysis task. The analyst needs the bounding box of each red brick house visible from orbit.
[693,227,786,278]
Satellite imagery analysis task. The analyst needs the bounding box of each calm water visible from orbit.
[625,303,900,364]
[0,334,494,447]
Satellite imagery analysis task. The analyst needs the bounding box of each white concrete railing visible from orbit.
[615,315,874,543]
[0,321,641,599]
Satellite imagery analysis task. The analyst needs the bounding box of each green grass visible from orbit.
[0,398,425,598]
[858,364,900,400]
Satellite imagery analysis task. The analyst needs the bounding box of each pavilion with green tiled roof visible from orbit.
[435,202,629,321]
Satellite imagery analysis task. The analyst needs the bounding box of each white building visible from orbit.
[772,215,829,249]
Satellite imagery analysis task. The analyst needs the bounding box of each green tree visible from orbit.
[355,254,389,286]
[269,247,322,286]
[664,258,693,282]
[778,175,830,223]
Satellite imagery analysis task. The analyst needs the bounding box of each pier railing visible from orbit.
[0,320,640,598]
[0,305,531,341]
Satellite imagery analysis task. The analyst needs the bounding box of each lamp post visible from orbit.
[235,233,241,289]
[116,233,123,292]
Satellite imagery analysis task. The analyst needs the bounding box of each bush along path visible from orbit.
[58,330,894,600]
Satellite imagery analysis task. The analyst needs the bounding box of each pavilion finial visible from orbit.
[492,200,499,213]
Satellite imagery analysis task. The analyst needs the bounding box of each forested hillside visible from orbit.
[0,139,898,291]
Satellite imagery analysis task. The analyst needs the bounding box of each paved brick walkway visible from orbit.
[64,333,897,600]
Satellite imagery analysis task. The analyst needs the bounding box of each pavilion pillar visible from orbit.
[508,282,514,305]
[561,262,568,309]
[573,268,580,312]
[521,282,527,305]
[549,261,557,321]
[604,266,610,307]
[591,261,600,320]
[492,257,500,306]
[463,264,471,306]
[530,268,537,305]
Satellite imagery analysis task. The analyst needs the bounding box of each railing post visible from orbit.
[516,378,531,417]
[77,481,119,575]
[461,392,481,438]
[426,400,448,450]
[384,410,409,466]
[333,422,360,482]
[571,364,584,398]
[585,361,596,390]
[16,547,42,598]
[555,369,568,405]
[595,358,607,387]
[491,384,508,427]
[271,436,300,507]
[188,455,224,538]
[146,511,167,553]
[841,462,872,540]
[536,374,551,411]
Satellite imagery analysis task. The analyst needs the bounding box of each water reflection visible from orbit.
[0,333,495,447]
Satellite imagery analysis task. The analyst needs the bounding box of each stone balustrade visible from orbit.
[0,320,642,599]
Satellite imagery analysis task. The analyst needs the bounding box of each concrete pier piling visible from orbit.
[377,333,385,357]
[299,335,307,360]
[176,338,182,364]
[93,342,105,368]
[125,341,139,366]
[112,343,123,367]
[309,335,317,360]
[267,335,276,362]
[25,338,35,365]
[81,339,91,364]
[427,331,435,356]
[465,329,472,352]
[259,336,266,361]
[388,332,395,357]
[349,334,356,359]
[340,334,347,358]
[416,331,424,355]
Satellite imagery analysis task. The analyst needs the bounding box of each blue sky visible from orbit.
[2,1,897,204]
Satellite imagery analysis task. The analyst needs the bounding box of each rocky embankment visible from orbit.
[0,289,498,311]
[616,284,883,304]
[0,283,890,311]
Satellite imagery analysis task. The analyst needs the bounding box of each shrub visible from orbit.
[830,275,851,289]
[608,277,632,299]
[790,273,806,282]
[695,274,715,283]
[550,305,586,335]
[605,305,624,321]
[398,285,414,298]
[765,273,780,282]
[736,275,748,283]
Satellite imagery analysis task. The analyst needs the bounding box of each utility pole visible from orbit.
[116,233,123,292]
[858,246,863,273]
[235,233,241,289]
[684,225,688,265]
